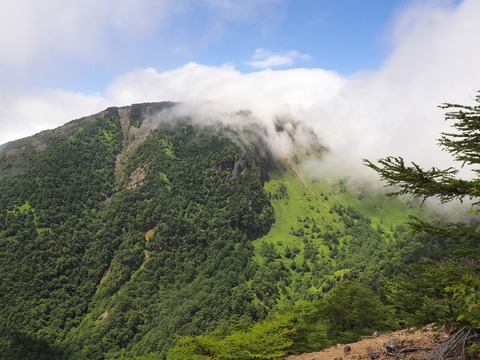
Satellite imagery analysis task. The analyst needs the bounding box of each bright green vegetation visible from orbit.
[252,166,429,302]
[0,101,477,359]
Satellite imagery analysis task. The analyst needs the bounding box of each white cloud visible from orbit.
[106,63,343,112]
[2,0,480,183]
[247,48,312,69]
[335,0,480,170]
[103,0,480,173]
[0,0,285,75]
[0,90,105,145]
[0,0,174,69]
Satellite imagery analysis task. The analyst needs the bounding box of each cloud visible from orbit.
[106,63,343,112]
[105,0,480,177]
[337,0,480,169]
[0,0,175,70]
[0,0,285,80]
[0,90,105,145]
[203,0,285,21]
[2,0,480,184]
[247,48,312,69]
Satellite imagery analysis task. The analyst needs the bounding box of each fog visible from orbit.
[2,0,480,186]
[106,2,480,176]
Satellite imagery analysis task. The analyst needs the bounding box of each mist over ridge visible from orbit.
[2,0,480,181]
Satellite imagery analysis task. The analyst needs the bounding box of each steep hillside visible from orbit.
[0,103,274,359]
[252,162,429,304]
[1,103,475,360]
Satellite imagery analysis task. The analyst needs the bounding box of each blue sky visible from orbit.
[1,0,410,93]
[0,0,478,175]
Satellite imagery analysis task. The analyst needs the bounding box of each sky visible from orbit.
[1,0,479,177]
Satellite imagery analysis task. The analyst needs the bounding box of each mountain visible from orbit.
[0,103,465,359]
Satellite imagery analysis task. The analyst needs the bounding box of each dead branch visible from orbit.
[386,346,433,359]
[424,328,471,360]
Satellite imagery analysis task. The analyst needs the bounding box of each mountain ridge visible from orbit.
[0,102,466,359]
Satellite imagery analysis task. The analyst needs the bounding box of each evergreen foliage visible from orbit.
[0,105,274,359]
[167,314,295,360]
[364,93,480,207]
[364,92,480,331]
[318,281,393,343]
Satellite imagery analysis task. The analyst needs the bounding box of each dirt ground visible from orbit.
[281,324,457,360]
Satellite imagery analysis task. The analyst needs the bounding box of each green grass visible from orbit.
[332,185,428,228]
[17,201,33,213]
[259,163,428,244]
[252,162,432,300]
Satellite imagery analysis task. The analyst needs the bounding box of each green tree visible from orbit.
[319,281,393,343]
[166,314,295,360]
[364,93,480,206]
[364,92,480,329]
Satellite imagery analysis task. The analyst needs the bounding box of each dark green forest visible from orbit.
[0,102,478,359]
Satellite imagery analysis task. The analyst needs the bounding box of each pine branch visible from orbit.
[439,94,480,169]
[363,157,477,204]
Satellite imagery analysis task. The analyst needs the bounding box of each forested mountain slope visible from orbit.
[0,103,476,359]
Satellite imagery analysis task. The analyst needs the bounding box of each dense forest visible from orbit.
[0,102,478,359]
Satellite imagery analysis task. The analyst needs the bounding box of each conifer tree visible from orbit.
[364,92,480,208]
[364,92,480,331]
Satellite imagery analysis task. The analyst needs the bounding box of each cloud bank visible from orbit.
[1,0,480,180]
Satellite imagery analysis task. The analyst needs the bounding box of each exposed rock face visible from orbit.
[231,157,248,179]
[126,166,146,189]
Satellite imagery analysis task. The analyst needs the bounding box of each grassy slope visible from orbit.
[254,167,337,257]
[257,162,427,245]
[252,162,430,300]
